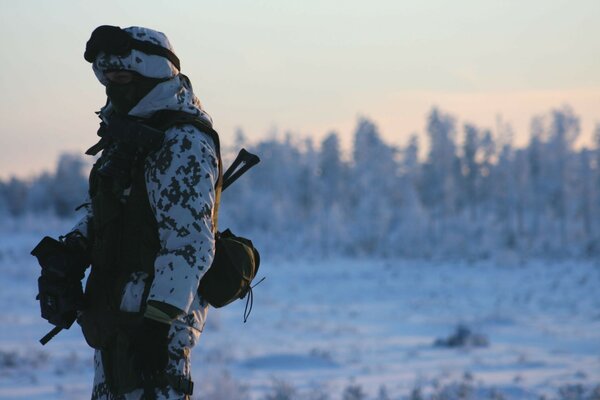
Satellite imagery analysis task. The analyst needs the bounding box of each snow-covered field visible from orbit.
[0,217,599,399]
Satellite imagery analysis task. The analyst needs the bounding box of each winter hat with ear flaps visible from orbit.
[84,25,180,86]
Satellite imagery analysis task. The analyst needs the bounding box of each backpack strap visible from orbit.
[147,110,224,233]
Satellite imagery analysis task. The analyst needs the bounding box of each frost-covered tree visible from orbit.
[402,134,420,178]
[26,172,54,213]
[51,153,88,217]
[316,132,348,254]
[394,134,426,256]
[297,137,319,217]
[2,177,29,216]
[478,129,495,206]
[419,107,460,247]
[421,108,459,213]
[350,117,398,254]
[546,107,580,246]
[3,105,599,260]
[527,107,580,251]
[574,149,595,254]
[318,132,344,205]
[461,123,481,219]
[0,183,7,216]
[527,120,544,240]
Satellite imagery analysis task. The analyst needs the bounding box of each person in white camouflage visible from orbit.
[68,25,220,399]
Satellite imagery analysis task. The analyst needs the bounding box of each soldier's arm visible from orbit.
[143,124,219,320]
[69,200,92,239]
[61,199,92,257]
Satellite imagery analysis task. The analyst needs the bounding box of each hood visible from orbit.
[90,26,211,124]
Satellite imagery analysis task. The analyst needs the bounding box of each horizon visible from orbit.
[1,0,599,179]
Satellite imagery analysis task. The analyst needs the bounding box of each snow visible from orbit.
[0,217,599,399]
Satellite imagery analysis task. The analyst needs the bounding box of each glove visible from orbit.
[131,318,171,378]
[61,231,91,277]
[32,234,89,329]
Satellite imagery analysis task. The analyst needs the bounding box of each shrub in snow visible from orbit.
[201,370,250,400]
[304,382,331,400]
[262,378,298,400]
[376,385,391,400]
[434,324,489,348]
[0,350,18,369]
[342,382,367,400]
[555,384,600,400]
[0,349,50,371]
[409,388,425,400]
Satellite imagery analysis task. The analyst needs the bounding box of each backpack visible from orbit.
[148,111,262,313]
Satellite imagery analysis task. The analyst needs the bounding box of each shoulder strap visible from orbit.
[146,110,223,234]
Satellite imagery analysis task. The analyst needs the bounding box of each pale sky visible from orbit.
[1,0,599,178]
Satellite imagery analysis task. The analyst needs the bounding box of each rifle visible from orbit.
[222,148,260,191]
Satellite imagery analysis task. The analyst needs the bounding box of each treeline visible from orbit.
[2,106,599,259]
[0,154,88,217]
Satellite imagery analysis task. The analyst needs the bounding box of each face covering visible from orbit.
[105,75,165,115]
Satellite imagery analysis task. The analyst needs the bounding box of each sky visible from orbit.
[0,0,599,178]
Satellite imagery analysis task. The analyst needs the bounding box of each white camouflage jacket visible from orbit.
[73,27,218,321]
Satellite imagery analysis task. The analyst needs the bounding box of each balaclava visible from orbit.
[104,73,166,115]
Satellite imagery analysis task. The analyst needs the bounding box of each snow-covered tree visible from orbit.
[51,153,88,217]
[2,106,598,260]
[2,177,29,216]
[26,172,54,213]
[461,123,481,219]
[318,132,344,205]
[350,117,398,254]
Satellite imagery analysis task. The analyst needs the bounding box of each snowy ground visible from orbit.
[0,217,599,399]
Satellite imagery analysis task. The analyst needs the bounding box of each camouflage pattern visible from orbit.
[92,26,179,85]
[91,272,208,400]
[71,25,219,398]
[127,75,208,127]
[144,123,218,313]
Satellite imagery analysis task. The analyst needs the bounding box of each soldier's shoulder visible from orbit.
[165,126,217,158]
[163,112,216,152]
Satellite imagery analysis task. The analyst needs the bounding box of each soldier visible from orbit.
[70,25,220,399]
